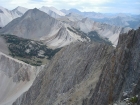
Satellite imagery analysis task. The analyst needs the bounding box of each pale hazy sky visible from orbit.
[0,0,140,14]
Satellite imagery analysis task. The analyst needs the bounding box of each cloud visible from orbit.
[0,0,140,14]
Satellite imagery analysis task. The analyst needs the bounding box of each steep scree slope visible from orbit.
[0,52,43,105]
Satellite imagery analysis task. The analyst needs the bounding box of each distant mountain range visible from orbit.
[61,9,140,29]
[69,17,130,45]
[0,6,133,47]
[0,8,89,48]
[0,6,139,29]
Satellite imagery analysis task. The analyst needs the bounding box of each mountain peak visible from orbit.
[40,6,65,17]
[0,6,5,10]
[69,8,81,13]
[14,6,28,11]
[41,6,49,9]
[25,8,43,14]
[0,6,9,12]
[16,6,26,9]
[12,6,28,16]
[32,8,39,11]
[69,8,80,11]
[61,8,81,15]
[0,7,60,41]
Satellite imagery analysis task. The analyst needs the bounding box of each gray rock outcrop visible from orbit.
[12,42,113,105]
